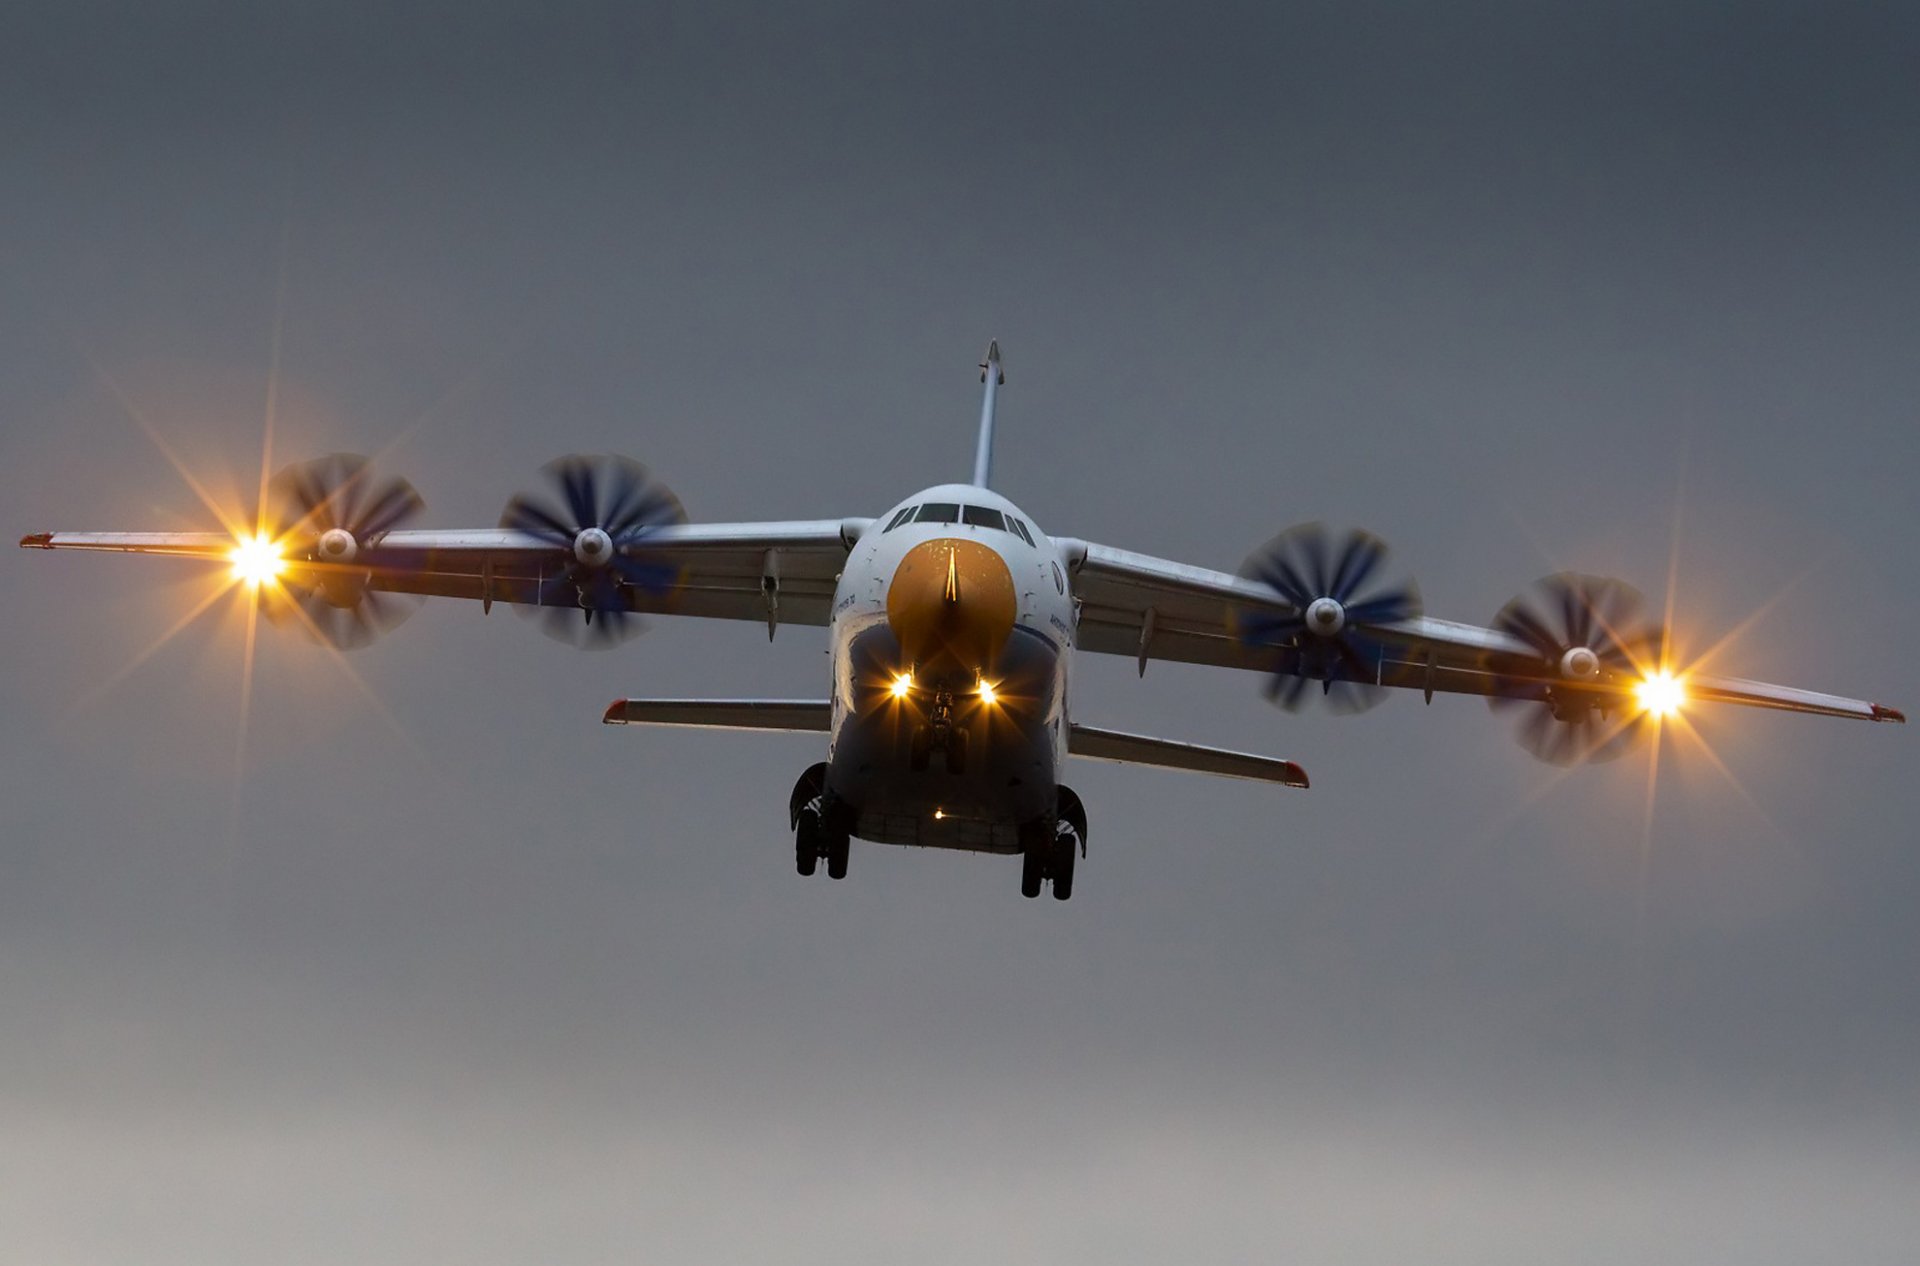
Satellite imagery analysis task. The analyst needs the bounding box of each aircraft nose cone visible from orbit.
[886,537,1017,674]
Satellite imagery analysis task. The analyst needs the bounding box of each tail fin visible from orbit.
[971,339,1003,488]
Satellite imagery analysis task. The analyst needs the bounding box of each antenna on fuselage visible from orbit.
[971,339,1003,489]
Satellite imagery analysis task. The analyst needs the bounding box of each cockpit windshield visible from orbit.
[962,505,1006,531]
[881,502,1034,543]
[914,502,962,525]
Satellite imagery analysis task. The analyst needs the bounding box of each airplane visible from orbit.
[20,341,1905,900]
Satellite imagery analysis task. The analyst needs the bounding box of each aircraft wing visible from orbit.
[1056,537,1905,725]
[19,519,871,633]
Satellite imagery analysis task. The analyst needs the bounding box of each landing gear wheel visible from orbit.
[1050,835,1076,901]
[1020,846,1043,898]
[825,827,851,880]
[795,810,820,876]
[909,726,931,772]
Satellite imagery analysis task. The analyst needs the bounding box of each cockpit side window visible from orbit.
[914,502,961,525]
[884,506,918,531]
[962,505,1006,531]
[1008,517,1035,546]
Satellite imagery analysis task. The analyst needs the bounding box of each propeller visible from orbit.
[261,454,425,649]
[1235,523,1422,714]
[1488,572,1664,764]
[499,454,688,649]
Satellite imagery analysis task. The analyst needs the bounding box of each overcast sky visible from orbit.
[3,3,1917,1262]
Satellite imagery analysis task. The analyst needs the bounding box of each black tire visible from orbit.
[825,829,850,880]
[909,726,931,772]
[1020,847,1043,898]
[795,813,819,876]
[1050,837,1075,901]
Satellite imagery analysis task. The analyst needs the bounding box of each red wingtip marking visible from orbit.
[19,533,52,549]
[602,701,628,724]
[1872,704,1906,723]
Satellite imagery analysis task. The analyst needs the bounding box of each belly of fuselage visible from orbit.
[827,619,1060,854]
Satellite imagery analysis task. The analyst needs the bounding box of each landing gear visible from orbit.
[794,804,851,879]
[1018,818,1080,901]
[789,762,851,881]
[1018,786,1088,902]
[796,818,819,876]
[908,688,967,773]
[1051,836,1075,901]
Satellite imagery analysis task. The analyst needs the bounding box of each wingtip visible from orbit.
[1872,704,1906,723]
[19,532,52,549]
[602,700,628,725]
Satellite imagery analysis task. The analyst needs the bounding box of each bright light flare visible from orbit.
[229,535,284,586]
[976,678,998,706]
[1635,669,1686,718]
[890,673,914,699]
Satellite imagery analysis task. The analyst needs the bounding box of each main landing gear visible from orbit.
[1020,786,1088,901]
[789,762,851,880]
[1020,820,1081,901]
[795,805,850,879]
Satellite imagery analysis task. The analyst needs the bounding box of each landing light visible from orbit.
[976,679,998,705]
[1635,670,1685,718]
[890,673,914,699]
[229,535,283,586]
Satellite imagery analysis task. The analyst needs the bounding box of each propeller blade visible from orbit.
[267,454,423,542]
[1344,585,1421,625]
[500,496,577,544]
[262,577,423,650]
[1328,531,1385,602]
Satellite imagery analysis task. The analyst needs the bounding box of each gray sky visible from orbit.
[3,3,1917,1262]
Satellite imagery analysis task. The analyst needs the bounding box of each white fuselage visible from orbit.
[824,483,1074,853]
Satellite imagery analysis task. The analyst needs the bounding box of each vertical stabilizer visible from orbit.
[971,340,1003,488]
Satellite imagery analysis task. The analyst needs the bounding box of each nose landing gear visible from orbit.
[907,686,968,774]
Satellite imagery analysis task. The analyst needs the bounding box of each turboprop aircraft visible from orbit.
[20,342,1905,899]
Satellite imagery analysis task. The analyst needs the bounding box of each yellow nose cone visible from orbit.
[887,537,1017,673]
